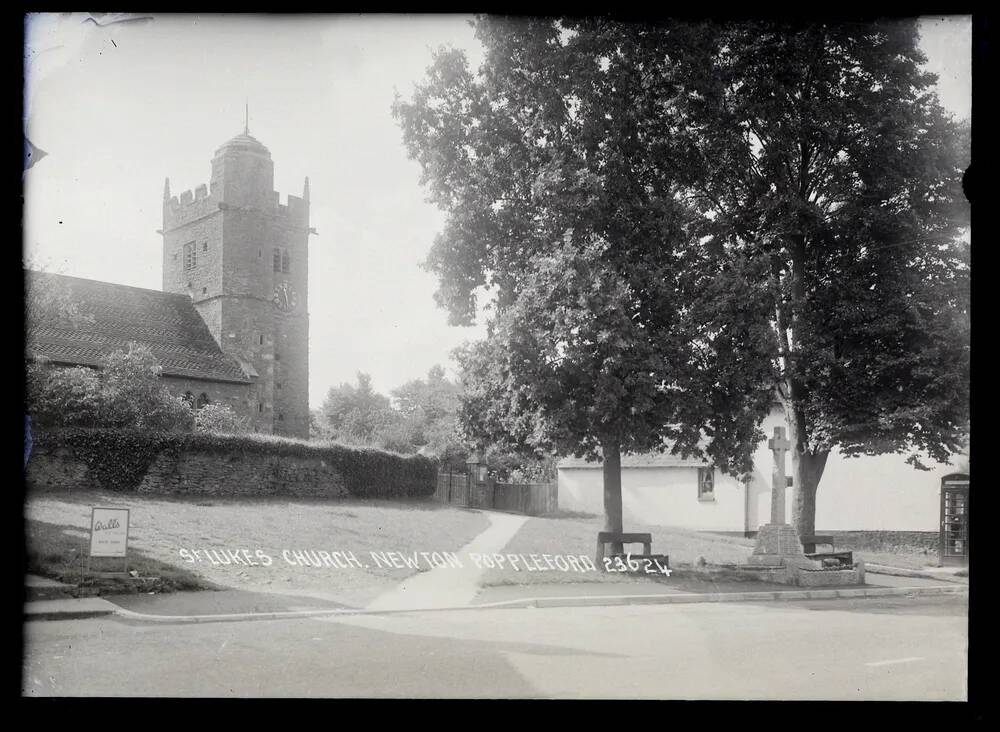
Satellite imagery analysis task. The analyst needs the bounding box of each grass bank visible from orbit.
[26,491,490,607]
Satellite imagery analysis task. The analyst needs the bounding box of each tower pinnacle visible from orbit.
[244,100,249,135]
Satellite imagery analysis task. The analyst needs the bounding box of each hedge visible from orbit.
[32,427,438,499]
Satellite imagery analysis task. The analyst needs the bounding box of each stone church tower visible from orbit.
[160,124,311,439]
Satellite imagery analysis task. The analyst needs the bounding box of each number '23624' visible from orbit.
[603,554,671,575]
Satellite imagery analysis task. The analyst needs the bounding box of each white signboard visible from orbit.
[89,507,130,558]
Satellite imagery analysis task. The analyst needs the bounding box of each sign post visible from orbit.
[87,507,130,577]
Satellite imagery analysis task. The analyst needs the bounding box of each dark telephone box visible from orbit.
[939,473,969,566]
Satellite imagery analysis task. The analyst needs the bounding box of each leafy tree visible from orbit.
[395,19,775,543]
[660,20,971,535]
[321,372,396,446]
[391,364,466,464]
[397,16,970,539]
[194,403,252,434]
[309,408,335,442]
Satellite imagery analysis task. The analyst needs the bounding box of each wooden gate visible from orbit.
[435,471,471,507]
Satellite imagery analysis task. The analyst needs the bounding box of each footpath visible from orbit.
[24,512,969,623]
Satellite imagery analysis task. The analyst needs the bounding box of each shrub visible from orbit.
[98,344,193,431]
[26,343,193,432]
[194,403,252,434]
[26,363,102,427]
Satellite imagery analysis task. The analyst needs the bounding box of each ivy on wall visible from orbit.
[33,428,438,498]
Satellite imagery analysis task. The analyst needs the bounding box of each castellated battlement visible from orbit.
[165,183,219,227]
[165,183,308,228]
[278,193,309,223]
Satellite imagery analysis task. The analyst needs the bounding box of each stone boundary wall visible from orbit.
[738,529,938,552]
[819,530,939,553]
[25,428,435,500]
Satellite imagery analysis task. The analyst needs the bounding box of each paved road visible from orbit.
[22,595,967,699]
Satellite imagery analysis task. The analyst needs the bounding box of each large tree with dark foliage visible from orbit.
[395,16,776,540]
[397,16,970,539]
[661,19,970,535]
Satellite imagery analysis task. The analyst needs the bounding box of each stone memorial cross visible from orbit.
[768,426,791,525]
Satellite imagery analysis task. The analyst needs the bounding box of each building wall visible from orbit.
[557,406,964,532]
[752,407,960,532]
[558,466,749,532]
[161,375,250,414]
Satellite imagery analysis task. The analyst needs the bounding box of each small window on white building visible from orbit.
[697,467,715,501]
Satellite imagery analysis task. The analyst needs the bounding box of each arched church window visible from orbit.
[281,250,290,273]
[196,393,210,409]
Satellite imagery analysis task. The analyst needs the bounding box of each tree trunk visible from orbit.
[602,439,624,555]
[791,448,829,538]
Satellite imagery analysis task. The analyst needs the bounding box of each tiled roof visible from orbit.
[559,452,710,469]
[25,271,251,384]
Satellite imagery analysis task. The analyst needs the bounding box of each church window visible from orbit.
[278,413,284,421]
[276,382,282,390]
[273,247,291,273]
[697,467,715,501]
[258,335,264,345]
[182,391,194,406]
[202,287,207,294]
[196,393,211,409]
[184,242,197,270]
[202,242,208,252]
[258,403,264,413]
[274,352,280,361]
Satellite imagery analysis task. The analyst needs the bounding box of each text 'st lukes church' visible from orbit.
[161,126,312,438]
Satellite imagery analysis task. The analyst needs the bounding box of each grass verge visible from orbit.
[481,514,937,587]
[26,491,490,606]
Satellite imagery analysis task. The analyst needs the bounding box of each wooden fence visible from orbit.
[434,471,557,516]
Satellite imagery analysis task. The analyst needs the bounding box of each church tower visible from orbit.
[161,123,311,439]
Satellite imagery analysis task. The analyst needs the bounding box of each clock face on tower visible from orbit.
[272,281,297,312]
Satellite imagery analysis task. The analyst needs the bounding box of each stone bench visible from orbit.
[801,535,853,567]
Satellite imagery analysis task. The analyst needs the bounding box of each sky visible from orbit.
[23,14,971,409]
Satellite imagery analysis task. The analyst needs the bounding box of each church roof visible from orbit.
[25,271,252,384]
